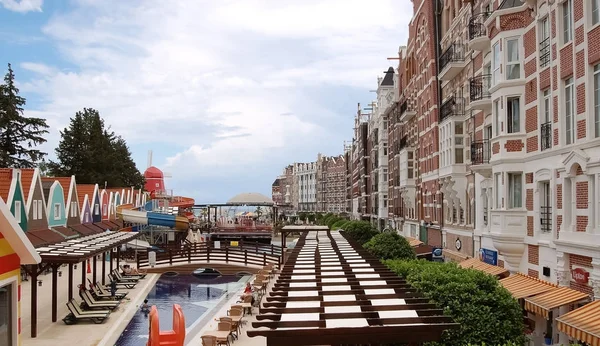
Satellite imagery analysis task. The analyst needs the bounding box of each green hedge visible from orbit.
[363,232,415,261]
[385,260,526,346]
[342,221,379,245]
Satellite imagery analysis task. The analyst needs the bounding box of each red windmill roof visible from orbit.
[144,166,164,179]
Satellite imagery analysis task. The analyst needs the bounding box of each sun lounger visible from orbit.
[63,300,109,325]
[70,299,111,315]
[90,284,126,300]
[108,274,136,288]
[88,278,131,292]
[81,290,120,310]
[94,281,129,297]
[112,269,140,282]
[120,265,147,279]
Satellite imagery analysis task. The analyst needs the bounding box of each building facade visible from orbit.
[293,161,317,212]
[350,105,371,220]
[316,154,347,213]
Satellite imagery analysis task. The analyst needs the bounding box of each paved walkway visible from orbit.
[21,258,157,346]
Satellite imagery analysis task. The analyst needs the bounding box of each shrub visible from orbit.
[363,232,415,261]
[342,221,379,245]
[385,260,526,346]
[331,219,349,230]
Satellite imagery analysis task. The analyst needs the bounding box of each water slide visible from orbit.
[117,204,189,231]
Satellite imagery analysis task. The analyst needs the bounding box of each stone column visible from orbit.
[591,258,600,301]
[555,251,570,286]
[587,174,597,233]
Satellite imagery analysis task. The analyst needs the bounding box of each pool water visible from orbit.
[115,274,247,346]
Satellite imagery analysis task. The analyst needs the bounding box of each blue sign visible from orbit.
[431,247,443,262]
[479,248,498,265]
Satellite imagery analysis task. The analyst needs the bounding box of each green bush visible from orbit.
[363,232,415,261]
[342,221,379,245]
[385,260,526,346]
[326,216,344,229]
[331,219,349,230]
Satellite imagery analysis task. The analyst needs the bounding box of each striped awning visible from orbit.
[557,300,600,346]
[499,273,557,299]
[458,257,509,278]
[524,287,590,319]
[405,237,423,247]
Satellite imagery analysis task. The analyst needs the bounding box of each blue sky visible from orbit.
[0,0,411,203]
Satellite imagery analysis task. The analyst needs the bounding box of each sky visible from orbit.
[0,0,412,203]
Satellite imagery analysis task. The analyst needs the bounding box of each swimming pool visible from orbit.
[115,274,248,346]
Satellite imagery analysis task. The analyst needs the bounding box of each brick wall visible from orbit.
[528,244,539,265]
[527,215,534,236]
[568,254,594,295]
[528,269,539,279]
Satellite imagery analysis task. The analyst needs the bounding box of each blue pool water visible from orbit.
[115,274,247,346]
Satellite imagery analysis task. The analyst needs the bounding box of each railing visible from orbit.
[540,206,552,233]
[439,44,465,71]
[468,12,490,40]
[137,241,283,269]
[470,74,491,102]
[471,140,491,164]
[540,122,552,151]
[539,37,551,68]
[439,96,465,123]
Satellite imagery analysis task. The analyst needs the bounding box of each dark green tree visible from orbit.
[363,232,416,261]
[0,63,49,167]
[48,108,145,189]
[342,220,379,245]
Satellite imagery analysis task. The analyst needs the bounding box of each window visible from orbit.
[594,64,600,137]
[565,77,575,144]
[539,17,550,68]
[0,283,13,346]
[94,204,99,215]
[507,97,521,133]
[540,181,552,233]
[494,100,500,135]
[54,203,61,220]
[71,202,78,217]
[563,0,573,44]
[506,39,521,80]
[594,0,600,25]
[37,200,42,219]
[494,172,502,208]
[32,200,38,220]
[492,42,501,85]
[543,89,551,123]
[13,201,21,223]
[508,173,523,208]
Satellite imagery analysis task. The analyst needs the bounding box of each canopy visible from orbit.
[499,273,556,299]
[557,300,600,346]
[459,258,510,278]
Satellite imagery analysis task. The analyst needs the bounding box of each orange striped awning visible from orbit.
[458,257,510,278]
[524,287,590,319]
[405,237,423,247]
[499,273,557,299]
[557,300,600,346]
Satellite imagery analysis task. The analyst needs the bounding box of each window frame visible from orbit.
[508,173,523,209]
[492,42,501,85]
[13,201,21,223]
[594,64,600,138]
[37,199,42,220]
[507,96,521,133]
[505,38,521,80]
[593,0,600,26]
[53,203,61,220]
[563,0,573,44]
[32,200,38,220]
[542,89,551,124]
[565,77,575,145]
[494,99,501,135]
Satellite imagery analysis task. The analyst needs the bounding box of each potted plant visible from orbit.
[544,332,552,345]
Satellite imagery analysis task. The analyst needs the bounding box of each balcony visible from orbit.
[489,209,527,271]
[468,12,491,52]
[539,37,550,69]
[540,122,552,151]
[439,96,465,123]
[399,100,416,123]
[439,44,467,81]
[470,140,492,178]
[469,74,492,112]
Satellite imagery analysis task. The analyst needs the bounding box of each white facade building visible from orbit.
[294,161,317,212]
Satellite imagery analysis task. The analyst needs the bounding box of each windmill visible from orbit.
[146,150,173,198]
[147,150,173,178]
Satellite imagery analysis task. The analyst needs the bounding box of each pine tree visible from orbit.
[0,63,49,168]
[48,108,145,189]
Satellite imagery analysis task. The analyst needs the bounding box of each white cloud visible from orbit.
[19,0,412,189]
[0,0,42,12]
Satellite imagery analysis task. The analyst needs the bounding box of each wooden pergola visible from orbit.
[280,225,328,250]
[247,230,459,346]
[23,230,140,338]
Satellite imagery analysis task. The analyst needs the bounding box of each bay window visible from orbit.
[508,173,523,209]
[492,42,500,85]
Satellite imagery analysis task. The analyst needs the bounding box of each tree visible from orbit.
[363,232,415,261]
[0,63,49,168]
[48,108,145,189]
[385,260,526,346]
[342,220,379,245]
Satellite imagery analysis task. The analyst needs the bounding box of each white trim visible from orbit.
[0,275,18,346]
[53,203,61,221]
[0,197,41,264]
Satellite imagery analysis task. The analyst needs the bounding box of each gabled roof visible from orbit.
[20,168,35,202]
[42,177,71,203]
[0,196,41,264]
[498,0,521,10]
[0,168,12,201]
[77,184,96,208]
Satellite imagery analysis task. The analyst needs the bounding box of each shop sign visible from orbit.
[571,268,590,284]
[478,248,498,266]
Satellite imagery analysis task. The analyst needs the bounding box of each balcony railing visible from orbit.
[469,74,491,102]
[540,121,552,151]
[439,44,465,71]
[471,139,491,164]
[539,37,551,69]
[540,205,552,233]
[439,96,465,123]
[468,12,490,40]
